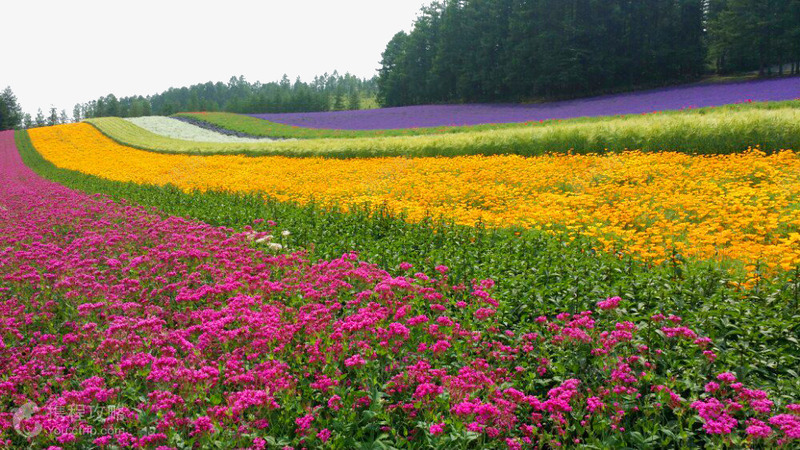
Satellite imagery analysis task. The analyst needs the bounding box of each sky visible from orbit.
[3,0,426,116]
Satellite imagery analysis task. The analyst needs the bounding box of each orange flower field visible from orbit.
[30,123,800,273]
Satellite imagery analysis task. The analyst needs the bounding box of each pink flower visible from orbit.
[296,414,314,433]
[414,383,444,400]
[768,414,800,439]
[746,419,772,438]
[506,438,522,450]
[388,322,411,340]
[717,372,737,384]
[116,432,138,447]
[345,354,366,367]
[651,313,666,322]
[429,422,445,435]
[597,296,621,310]
[93,436,113,446]
[694,337,712,348]
[466,422,483,432]
[191,416,214,436]
[139,433,168,445]
[430,339,451,354]
[57,434,76,444]
[691,398,738,435]
[328,395,342,411]
[661,326,697,339]
[317,428,332,442]
[474,308,496,320]
[587,396,605,413]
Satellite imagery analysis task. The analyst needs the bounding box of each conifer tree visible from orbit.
[0,86,23,130]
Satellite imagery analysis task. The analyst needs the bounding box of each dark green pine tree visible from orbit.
[0,86,23,130]
[105,94,120,117]
[377,32,411,107]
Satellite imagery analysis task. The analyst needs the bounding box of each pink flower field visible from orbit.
[1,128,799,448]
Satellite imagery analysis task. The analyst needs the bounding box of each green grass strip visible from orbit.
[15,129,800,398]
[89,106,800,158]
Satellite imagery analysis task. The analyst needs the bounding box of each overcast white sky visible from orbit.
[3,0,425,116]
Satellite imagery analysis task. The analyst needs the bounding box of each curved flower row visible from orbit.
[2,130,798,448]
[29,124,800,276]
[245,77,800,130]
[125,117,278,143]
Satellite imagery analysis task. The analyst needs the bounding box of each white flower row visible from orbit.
[125,116,272,143]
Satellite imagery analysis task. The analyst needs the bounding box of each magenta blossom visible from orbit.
[597,296,621,310]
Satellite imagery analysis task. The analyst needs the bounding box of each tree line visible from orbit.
[73,72,378,121]
[378,0,800,106]
[1,71,378,129]
[707,0,800,75]
[1,88,66,131]
[0,87,71,130]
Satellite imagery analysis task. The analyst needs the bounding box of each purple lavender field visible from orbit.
[249,77,800,130]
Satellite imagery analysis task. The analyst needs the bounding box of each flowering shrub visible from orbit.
[1,130,798,448]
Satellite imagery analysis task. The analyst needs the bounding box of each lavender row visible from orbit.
[248,77,800,130]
